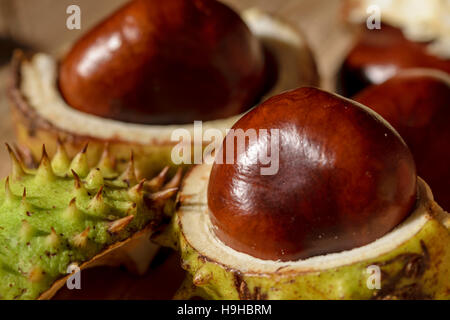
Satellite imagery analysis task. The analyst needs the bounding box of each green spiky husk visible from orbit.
[11,106,189,179]
[0,145,177,300]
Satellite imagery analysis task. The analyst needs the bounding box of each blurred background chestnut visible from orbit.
[338,24,450,97]
[339,0,450,97]
[354,70,450,211]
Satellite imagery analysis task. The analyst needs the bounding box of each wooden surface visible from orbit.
[0,0,354,299]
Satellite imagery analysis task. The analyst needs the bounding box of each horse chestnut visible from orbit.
[355,70,450,210]
[59,0,267,125]
[339,24,450,97]
[208,87,417,261]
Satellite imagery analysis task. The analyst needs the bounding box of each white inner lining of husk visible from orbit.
[19,9,308,145]
[179,164,432,274]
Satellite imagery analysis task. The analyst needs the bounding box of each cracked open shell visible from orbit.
[8,9,318,179]
[0,143,180,300]
[156,164,450,300]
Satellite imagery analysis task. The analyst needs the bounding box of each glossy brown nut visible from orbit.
[355,72,450,211]
[59,0,267,125]
[208,87,417,261]
[338,24,450,97]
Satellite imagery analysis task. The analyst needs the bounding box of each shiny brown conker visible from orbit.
[59,0,267,125]
[208,87,417,261]
[339,24,450,97]
[354,71,450,211]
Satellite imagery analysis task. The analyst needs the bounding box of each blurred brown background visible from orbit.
[0,0,353,299]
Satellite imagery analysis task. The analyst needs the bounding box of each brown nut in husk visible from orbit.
[9,9,318,178]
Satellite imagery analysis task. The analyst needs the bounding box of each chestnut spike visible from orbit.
[145,166,169,192]
[118,152,137,186]
[81,142,89,154]
[147,187,178,204]
[4,177,14,204]
[128,179,146,202]
[88,186,108,215]
[163,168,183,190]
[72,170,82,189]
[97,144,116,177]
[51,139,70,175]
[94,186,104,200]
[63,198,82,222]
[13,144,36,169]
[19,220,35,243]
[35,145,55,182]
[72,227,90,248]
[45,227,59,249]
[20,188,34,215]
[72,170,88,200]
[5,143,25,180]
[108,215,134,234]
[70,143,90,178]
[86,168,104,190]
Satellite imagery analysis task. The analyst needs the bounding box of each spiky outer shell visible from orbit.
[158,165,450,300]
[0,145,178,300]
[8,9,318,179]
[11,106,187,179]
